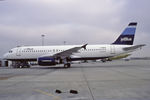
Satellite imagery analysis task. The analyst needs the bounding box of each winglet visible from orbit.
[82,44,88,50]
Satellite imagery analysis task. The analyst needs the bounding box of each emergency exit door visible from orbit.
[110,45,115,54]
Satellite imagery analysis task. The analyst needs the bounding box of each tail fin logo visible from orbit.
[121,37,132,42]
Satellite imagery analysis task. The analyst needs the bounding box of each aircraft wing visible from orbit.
[123,44,146,51]
[40,44,88,59]
[52,44,87,58]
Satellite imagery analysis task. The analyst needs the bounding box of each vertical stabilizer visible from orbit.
[112,22,137,45]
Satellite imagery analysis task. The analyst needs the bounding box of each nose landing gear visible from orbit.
[11,61,30,68]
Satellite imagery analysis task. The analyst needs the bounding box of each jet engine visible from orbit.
[38,57,56,66]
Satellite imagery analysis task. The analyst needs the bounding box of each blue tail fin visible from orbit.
[112,22,137,45]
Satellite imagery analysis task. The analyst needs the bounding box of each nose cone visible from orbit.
[3,53,9,60]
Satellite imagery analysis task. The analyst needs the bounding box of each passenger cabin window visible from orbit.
[99,47,106,52]
[9,50,13,53]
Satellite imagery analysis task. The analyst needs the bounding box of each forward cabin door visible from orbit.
[16,48,21,56]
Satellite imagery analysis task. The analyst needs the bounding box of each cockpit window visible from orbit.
[9,50,13,53]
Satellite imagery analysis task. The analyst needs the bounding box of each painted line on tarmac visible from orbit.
[34,89,61,100]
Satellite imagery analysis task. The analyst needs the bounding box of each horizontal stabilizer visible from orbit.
[123,44,146,51]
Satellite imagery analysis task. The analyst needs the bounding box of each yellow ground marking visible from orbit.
[34,89,61,100]
[0,76,12,80]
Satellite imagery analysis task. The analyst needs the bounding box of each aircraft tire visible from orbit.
[64,63,71,68]
[67,63,71,68]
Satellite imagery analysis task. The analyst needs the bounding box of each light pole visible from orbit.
[63,41,66,45]
[41,34,45,46]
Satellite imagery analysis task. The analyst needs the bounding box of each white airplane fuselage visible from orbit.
[3,22,145,68]
[4,44,132,61]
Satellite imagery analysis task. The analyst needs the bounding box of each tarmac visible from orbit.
[0,60,150,100]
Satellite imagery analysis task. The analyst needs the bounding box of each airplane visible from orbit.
[3,22,145,68]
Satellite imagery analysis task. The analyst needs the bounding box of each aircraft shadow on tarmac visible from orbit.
[29,64,136,69]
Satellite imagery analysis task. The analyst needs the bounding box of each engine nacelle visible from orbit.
[38,57,56,66]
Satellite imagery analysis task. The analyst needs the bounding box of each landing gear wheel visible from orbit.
[67,63,71,68]
[101,59,106,62]
[64,63,71,68]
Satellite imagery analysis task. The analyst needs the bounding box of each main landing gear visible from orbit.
[64,63,71,68]
[63,57,71,68]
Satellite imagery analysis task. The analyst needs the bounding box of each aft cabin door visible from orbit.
[16,48,21,56]
[110,45,115,54]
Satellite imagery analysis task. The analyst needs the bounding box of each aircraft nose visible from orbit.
[3,53,9,60]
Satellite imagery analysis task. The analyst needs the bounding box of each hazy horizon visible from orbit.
[0,0,150,57]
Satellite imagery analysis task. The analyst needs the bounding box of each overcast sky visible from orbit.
[0,0,150,57]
